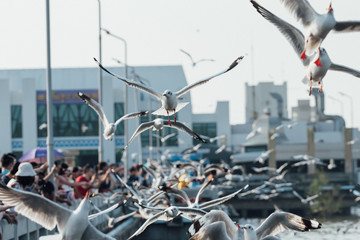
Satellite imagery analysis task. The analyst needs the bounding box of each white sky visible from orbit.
[1,0,360,127]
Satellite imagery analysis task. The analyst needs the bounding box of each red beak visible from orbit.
[85,191,90,199]
[243,226,247,230]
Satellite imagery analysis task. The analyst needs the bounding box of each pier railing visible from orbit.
[1,194,123,240]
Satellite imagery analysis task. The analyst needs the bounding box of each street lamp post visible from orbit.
[97,0,103,163]
[328,96,344,116]
[339,92,353,127]
[101,28,130,177]
[45,0,54,182]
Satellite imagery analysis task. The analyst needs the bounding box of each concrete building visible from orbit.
[245,82,288,122]
[0,66,231,166]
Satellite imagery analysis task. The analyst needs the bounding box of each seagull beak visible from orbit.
[327,2,332,11]
[85,191,90,199]
[243,226,247,230]
[162,93,167,96]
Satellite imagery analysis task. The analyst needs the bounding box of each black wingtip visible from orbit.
[228,56,244,71]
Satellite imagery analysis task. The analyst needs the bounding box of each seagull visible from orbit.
[327,158,337,170]
[347,137,359,145]
[250,0,360,95]
[0,183,115,240]
[153,132,177,143]
[241,211,321,240]
[127,206,183,240]
[292,190,319,206]
[179,49,215,67]
[254,149,274,164]
[39,122,47,130]
[94,56,243,125]
[183,143,203,154]
[252,163,288,175]
[246,127,262,140]
[77,92,147,140]
[124,118,206,149]
[279,0,360,61]
[291,154,326,167]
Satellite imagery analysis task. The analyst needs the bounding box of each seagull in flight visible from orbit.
[94,56,243,125]
[77,92,147,140]
[250,0,360,95]
[279,0,360,62]
[179,49,215,67]
[124,118,206,149]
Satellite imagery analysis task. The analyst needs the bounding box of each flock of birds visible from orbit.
[2,0,360,239]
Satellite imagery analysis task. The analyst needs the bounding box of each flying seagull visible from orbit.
[279,0,360,62]
[94,56,243,125]
[77,92,147,140]
[179,49,215,67]
[250,0,360,95]
[124,118,206,149]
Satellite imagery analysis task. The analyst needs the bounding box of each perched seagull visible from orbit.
[0,183,115,240]
[94,57,243,125]
[241,211,321,240]
[255,149,274,164]
[77,92,147,140]
[179,49,215,67]
[279,0,360,61]
[292,190,319,206]
[124,118,206,149]
[250,0,360,95]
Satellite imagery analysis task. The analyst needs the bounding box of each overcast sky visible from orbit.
[1,0,360,127]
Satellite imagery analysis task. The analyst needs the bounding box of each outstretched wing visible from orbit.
[164,121,206,143]
[180,49,195,64]
[114,111,148,126]
[78,92,109,126]
[125,122,155,149]
[250,0,310,66]
[256,211,321,239]
[94,58,162,100]
[175,56,243,97]
[0,183,72,231]
[279,0,318,27]
[329,63,360,78]
[334,21,360,33]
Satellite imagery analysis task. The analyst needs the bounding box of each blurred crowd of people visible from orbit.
[0,152,126,238]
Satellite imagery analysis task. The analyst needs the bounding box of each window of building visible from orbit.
[37,104,99,137]
[11,105,22,138]
[114,103,125,136]
[192,122,217,145]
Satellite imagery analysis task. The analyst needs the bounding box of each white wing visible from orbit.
[114,111,148,126]
[175,56,243,97]
[250,0,311,66]
[125,122,155,149]
[0,183,72,231]
[78,92,109,126]
[128,211,165,239]
[94,58,162,100]
[88,202,121,220]
[279,0,318,27]
[256,211,322,239]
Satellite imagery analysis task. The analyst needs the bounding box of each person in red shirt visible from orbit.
[74,165,97,199]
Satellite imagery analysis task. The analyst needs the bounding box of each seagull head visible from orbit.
[162,90,173,97]
[243,224,257,239]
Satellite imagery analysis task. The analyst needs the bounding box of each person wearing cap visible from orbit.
[7,162,36,191]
